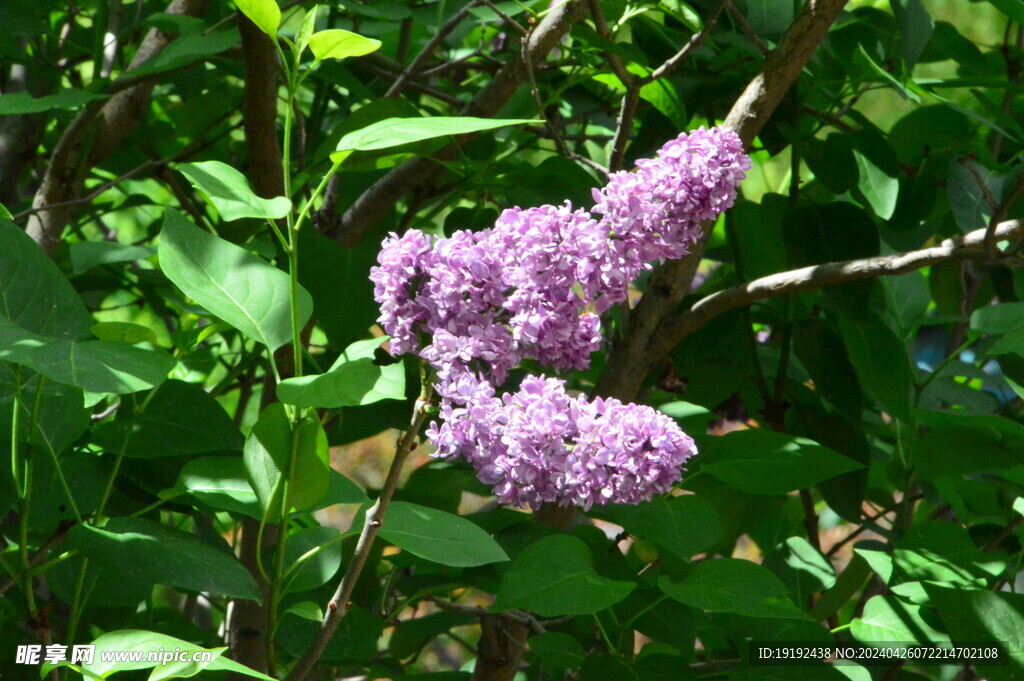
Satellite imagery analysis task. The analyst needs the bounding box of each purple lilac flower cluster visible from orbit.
[370,127,749,508]
[427,376,697,509]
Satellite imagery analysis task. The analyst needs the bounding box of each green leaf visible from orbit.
[158,209,312,351]
[580,653,639,681]
[890,0,934,69]
[0,381,87,457]
[90,321,158,345]
[295,5,318,55]
[924,584,1024,679]
[93,380,243,458]
[68,517,261,602]
[805,134,859,194]
[528,632,586,669]
[891,521,1006,586]
[746,0,793,37]
[658,401,717,433]
[948,158,1005,233]
[0,219,92,340]
[837,312,913,419]
[69,241,156,274]
[988,0,1024,25]
[854,151,899,219]
[277,337,405,407]
[235,0,280,36]
[178,160,291,221]
[658,558,809,620]
[855,44,920,102]
[914,411,1024,478]
[699,429,863,495]
[0,202,10,219]
[852,595,948,644]
[380,501,508,567]
[0,88,106,114]
[320,469,370,506]
[297,226,380,349]
[0,317,173,394]
[243,403,331,518]
[764,537,837,604]
[599,495,723,560]
[308,29,382,61]
[290,415,331,511]
[331,117,536,163]
[174,456,262,517]
[283,525,342,593]
[132,29,240,76]
[971,303,1024,335]
[989,327,1024,357]
[65,630,275,679]
[493,534,634,616]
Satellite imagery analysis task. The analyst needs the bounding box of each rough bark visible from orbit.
[472,615,530,681]
[225,15,285,679]
[595,0,851,402]
[315,0,588,246]
[25,0,212,255]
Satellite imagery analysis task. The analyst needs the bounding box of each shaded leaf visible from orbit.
[700,429,863,495]
[0,89,106,114]
[69,517,261,602]
[174,456,262,518]
[493,534,634,616]
[599,495,723,560]
[0,219,92,340]
[93,379,242,458]
[658,558,809,619]
[529,632,586,669]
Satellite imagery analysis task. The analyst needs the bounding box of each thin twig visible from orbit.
[386,2,480,99]
[984,516,1023,552]
[0,523,72,597]
[608,85,639,172]
[362,61,466,107]
[959,157,1000,211]
[595,0,851,402]
[522,16,609,176]
[826,496,922,558]
[642,1,727,84]
[479,0,529,35]
[317,0,587,246]
[285,387,433,681]
[724,0,768,56]
[984,170,1024,260]
[585,0,632,86]
[653,219,1024,359]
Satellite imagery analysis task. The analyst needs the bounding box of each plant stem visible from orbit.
[67,384,161,649]
[266,420,303,674]
[285,381,434,681]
